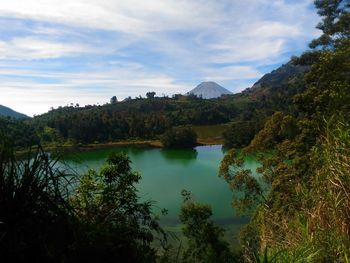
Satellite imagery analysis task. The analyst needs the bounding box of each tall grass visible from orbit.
[251,120,350,262]
[304,120,350,261]
[0,137,75,262]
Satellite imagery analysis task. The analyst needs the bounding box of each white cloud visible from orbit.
[0,0,219,35]
[207,39,286,63]
[0,0,320,63]
[0,65,191,116]
[0,0,322,115]
[202,66,262,81]
[0,37,98,60]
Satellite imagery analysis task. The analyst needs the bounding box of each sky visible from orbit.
[0,0,321,116]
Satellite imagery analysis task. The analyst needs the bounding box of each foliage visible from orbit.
[245,112,298,152]
[222,62,308,149]
[219,149,264,215]
[161,126,197,148]
[70,152,166,262]
[0,137,74,262]
[0,61,310,149]
[310,0,350,49]
[0,137,167,262]
[0,117,39,148]
[300,120,350,261]
[294,44,350,120]
[28,96,237,145]
[179,190,238,263]
[146,91,156,99]
[220,1,350,261]
[223,121,257,148]
[110,96,117,104]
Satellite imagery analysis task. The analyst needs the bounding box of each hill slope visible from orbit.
[187,81,232,99]
[0,105,28,119]
[240,62,309,113]
[251,62,309,90]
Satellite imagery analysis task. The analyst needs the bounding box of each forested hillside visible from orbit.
[0,105,28,119]
[220,0,350,261]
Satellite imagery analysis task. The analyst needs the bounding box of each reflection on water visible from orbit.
[159,148,198,165]
[60,144,260,240]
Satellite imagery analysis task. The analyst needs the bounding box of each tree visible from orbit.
[219,149,264,215]
[310,0,350,49]
[245,112,298,152]
[146,91,156,99]
[110,96,117,104]
[70,152,166,262]
[161,126,197,148]
[179,190,237,263]
[220,0,350,260]
[223,121,256,149]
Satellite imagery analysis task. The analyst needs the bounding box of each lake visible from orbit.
[62,145,260,243]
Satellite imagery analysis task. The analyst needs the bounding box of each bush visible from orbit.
[0,137,166,262]
[69,152,166,262]
[179,190,241,263]
[161,126,197,148]
[223,121,257,149]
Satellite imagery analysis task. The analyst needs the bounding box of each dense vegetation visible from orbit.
[31,96,235,145]
[0,139,74,262]
[0,118,39,147]
[161,126,197,148]
[0,138,166,262]
[179,190,237,263]
[220,0,350,261]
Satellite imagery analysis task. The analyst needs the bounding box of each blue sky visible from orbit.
[0,0,320,116]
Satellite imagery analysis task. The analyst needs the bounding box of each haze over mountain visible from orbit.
[187,81,233,99]
[0,105,28,119]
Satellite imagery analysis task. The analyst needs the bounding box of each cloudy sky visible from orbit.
[0,0,320,116]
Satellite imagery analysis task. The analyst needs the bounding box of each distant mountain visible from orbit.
[0,105,28,119]
[187,81,233,99]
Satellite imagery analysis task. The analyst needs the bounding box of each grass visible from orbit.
[0,140,75,261]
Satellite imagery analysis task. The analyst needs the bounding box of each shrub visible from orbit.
[161,126,197,148]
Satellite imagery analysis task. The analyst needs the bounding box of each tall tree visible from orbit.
[310,0,350,49]
[146,91,156,99]
[110,96,117,104]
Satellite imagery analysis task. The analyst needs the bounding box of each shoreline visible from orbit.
[16,137,224,156]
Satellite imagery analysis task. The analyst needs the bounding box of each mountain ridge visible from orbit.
[0,105,28,119]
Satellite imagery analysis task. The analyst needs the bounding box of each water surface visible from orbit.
[62,145,259,229]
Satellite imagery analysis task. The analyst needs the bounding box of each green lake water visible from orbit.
[62,145,260,242]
